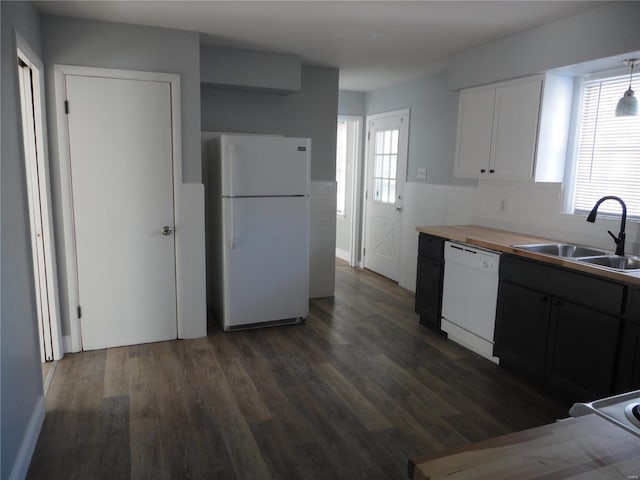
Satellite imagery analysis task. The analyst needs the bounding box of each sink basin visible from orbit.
[577,255,640,271]
[514,243,608,258]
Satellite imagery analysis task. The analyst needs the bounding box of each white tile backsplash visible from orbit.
[398,179,640,293]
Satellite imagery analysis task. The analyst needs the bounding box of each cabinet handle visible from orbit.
[489,169,495,173]
[480,169,486,173]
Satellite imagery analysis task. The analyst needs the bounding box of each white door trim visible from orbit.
[337,114,363,267]
[16,33,64,361]
[360,108,410,275]
[53,65,183,352]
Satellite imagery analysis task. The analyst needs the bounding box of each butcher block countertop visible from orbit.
[415,225,640,285]
[409,414,640,480]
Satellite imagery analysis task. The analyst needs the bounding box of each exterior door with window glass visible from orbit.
[364,111,409,281]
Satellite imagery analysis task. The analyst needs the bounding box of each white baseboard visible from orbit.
[9,395,45,480]
[335,248,350,262]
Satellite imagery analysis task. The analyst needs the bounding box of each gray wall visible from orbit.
[41,15,202,337]
[338,90,366,117]
[202,65,339,181]
[42,15,202,182]
[1,2,45,477]
[201,45,301,93]
[366,70,475,187]
[448,2,640,90]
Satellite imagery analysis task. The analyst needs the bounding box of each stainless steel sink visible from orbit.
[577,255,640,271]
[513,243,608,258]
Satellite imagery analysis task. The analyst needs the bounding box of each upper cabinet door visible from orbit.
[491,79,542,180]
[454,87,495,177]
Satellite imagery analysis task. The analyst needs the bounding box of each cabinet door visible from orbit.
[454,87,495,177]
[494,281,550,378]
[546,300,620,401]
[418,233,444,261]
[415,255,443,331]
[491,79,542,180]
[616,322,640,392]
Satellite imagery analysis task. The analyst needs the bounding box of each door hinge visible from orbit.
[64,100,70,114]
[365,190,368,200]
[77,305,82,319]
[367,131,370,141]
[363,248,366,256]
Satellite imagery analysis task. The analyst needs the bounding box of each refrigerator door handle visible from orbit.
[228,144,236,195]
[226,198,235,249]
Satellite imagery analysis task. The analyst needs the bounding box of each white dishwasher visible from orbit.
[441,241,501,363]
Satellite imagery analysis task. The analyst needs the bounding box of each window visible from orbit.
[373,129,399,204]
[573,73,640,218]
[336,120,347,215]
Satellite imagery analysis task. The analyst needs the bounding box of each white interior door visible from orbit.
[363,110,409,281]
[17,45,64,362]
[65,74,178,350]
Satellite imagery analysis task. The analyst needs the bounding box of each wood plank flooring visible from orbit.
[28,264,569,479]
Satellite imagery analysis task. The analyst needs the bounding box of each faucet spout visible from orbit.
[586,196,627,256]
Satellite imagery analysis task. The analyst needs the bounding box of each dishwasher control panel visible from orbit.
[444,242,500,273]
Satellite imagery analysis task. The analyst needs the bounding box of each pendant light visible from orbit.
[616,59,638,117]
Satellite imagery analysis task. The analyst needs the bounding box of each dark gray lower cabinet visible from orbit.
[494,282,550,380]
[546,300,620,400]
[415,256,443,330]
[415,233,444,332]
[616,322,640,391]
[617,286,640,391]
[495,255,624,403]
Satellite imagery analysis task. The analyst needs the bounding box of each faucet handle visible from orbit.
[607,230,621,243]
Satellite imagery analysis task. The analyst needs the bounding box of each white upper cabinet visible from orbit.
[454,74,573,182]
[454,87,495,176]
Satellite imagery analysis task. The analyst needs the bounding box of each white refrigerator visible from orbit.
[204,134,311,331]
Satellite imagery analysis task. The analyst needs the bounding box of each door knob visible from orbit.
[161,226,173,236]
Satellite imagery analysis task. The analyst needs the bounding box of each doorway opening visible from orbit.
[16,39,64,380]
[335,115,362,267]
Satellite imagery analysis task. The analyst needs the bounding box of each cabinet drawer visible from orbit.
[501,256,625,315]
[418,233,445,260]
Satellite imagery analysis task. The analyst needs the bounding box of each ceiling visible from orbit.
[35,1,608,91]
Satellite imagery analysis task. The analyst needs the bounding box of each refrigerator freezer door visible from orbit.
[221,196,310,329]
[221,135,310,197]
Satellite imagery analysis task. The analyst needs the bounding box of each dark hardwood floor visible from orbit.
[28,264,569,479]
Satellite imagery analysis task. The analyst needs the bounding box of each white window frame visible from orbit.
[567,67,640,221]
[336,119,348,217]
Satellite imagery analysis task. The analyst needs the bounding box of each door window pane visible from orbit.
[372,128,399,205]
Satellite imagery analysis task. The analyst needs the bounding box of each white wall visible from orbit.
[399,183,476,291]
[472,180,640,257]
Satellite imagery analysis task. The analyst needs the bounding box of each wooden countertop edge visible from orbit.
[407,415,640,480]
[415,225,640,285]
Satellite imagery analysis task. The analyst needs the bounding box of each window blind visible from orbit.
[574,73,640,218]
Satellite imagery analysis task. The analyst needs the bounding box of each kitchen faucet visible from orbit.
[586,196,627,256]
